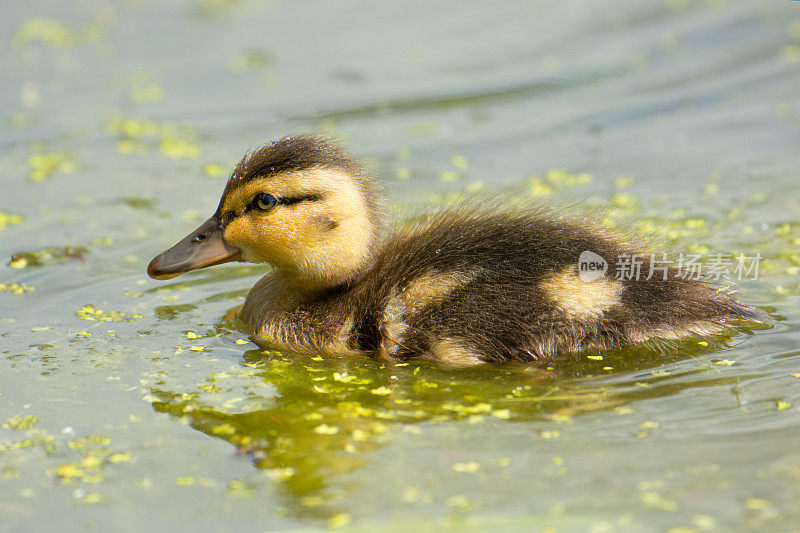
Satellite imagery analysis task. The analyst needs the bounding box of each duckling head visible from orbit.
[148,135,382,291]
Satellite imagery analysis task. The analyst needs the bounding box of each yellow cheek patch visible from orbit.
[222,215,251,248]
[540,266,623,320]
[217,167,375,287]
[223,208,315,265]
[251,206,319,264]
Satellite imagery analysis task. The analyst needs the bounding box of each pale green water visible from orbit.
[2,1,800,531]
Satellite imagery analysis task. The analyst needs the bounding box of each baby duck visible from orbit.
[148,135,767,365]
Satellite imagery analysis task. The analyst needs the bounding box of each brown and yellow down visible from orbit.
[148,135,768,365]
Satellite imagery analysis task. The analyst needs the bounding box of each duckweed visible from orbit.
[8,245,87,269]
[76,304,142,322]
[780,44,800,64]
[130,83,165,104]
[203,163,227,177]
[83,492,107,504]
[544,168,592,187]
[452,461,480,473]
[105,117,201,159]
[438,170,460,182]
[28,152,76,182]
[0,283,34,294]
[529,179,554,197]
[615,175,635,188]
[227,50,273,72]
[13,18,78,48]
[0,412,134,502]
[3,415,38,430]
[160,135,201,159]
[640,491,678,512]
[450,154,469,169]
[0,211,24,230]
[528,168,593,197]
[226,480,254,499]
[611,192,638,209]
[539,430,561,439]
[446,495,475,511]
[3,4,798,530]
[2,467,21,479]
[125,71,165,104]
[327,513,352,529]
[313,424,340,435]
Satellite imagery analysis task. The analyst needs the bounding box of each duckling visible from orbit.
[148,135,768,365]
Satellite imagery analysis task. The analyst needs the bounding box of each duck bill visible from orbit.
[147,217,241,280]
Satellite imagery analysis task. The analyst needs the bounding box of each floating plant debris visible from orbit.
[0,212,24,230]
[76,304,142,322]
[105,117,201,159]
[0,282,34,294]
[28,152,77,182]
[8,246,88,269]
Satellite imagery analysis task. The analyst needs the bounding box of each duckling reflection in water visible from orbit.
[148,135,768,364]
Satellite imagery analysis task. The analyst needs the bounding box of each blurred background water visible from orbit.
[1,1,800,531]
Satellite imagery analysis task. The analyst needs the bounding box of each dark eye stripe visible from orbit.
[220,194,321,227]
[278,194,322,206]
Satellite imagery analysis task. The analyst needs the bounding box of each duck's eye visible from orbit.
[252,193,278,211]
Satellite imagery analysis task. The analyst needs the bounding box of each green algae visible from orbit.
[76,304,142,323]
[0,413,132,505]
[120,71,166,104]
[0,212,24,231]
[8,246,88,269]
[140,334,757,520]
[3,415,38,431]
[0,283,34,295]
[13,19,81,49]
[227,50,273,73]
[105,116,201,159]
[28,152,77,182]
[1,2,798,531]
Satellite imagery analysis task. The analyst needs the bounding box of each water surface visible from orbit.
[2,1,800,531]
